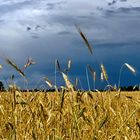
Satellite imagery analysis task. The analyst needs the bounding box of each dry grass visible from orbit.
[0,90,140,140]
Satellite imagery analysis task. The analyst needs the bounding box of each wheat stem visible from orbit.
[118,63,136,91]
[55,59,57,88]
[86,65,91,91]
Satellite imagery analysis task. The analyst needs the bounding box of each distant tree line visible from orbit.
[120,86,139,91]
[0,80,139,92]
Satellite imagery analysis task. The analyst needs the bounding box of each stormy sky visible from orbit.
[0,0,140,90]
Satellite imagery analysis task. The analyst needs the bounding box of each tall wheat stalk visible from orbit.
[62,72,74,92]
[75,25,93,55]
[54,59,61,92]
[55,59,57,88]
[118,63,136,90]
[100,64,109,85]
[87,65,96,90]
[6,58,25,77]
[86,65,91,91]
[44,77,53,88]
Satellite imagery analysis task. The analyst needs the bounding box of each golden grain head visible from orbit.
[24,57,36,69]
[100,64,108,81]
[0,64,3,69]
[6,58,25,77]
[61,72,74,91]
[67,59,71,70]
[124,63,136,74]
[75,25,93,54]
[43,77,53,88]
[101,72,104,81]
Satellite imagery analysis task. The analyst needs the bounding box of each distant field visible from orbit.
[0,91,140,140]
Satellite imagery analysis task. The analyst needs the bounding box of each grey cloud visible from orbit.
[0,19,4,22]
[58,31,74,36]
[46,8,140,46]
[94,41,140,50]
[46,3,55,10]
[47,14,77,26]
[0,0,35,15]
[108,0,117,6]
[103,10,118,16]
[46,1,66,10]
[120,0,127,2]
[104,7,140,17]
[118,7,140,12]
[76,15,93,19]
[108,0,127,6]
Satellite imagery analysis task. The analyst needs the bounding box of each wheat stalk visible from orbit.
[87,65,96,90]
[100,64,108,82]
[56,59,61,71]
[124,63,136,74]
[118,63,136,90]
[75,77,79,88]
[6,58,25,77]
[24,57,36,69]
[101,72,104,81]
[64,59,72,73]
[43,77,53,88]
[87,65,95,80]
[0,65,3,69]
[86,65,91,91]
[67,59,71,70]
[75,25,93,54]
[62,72,74,91]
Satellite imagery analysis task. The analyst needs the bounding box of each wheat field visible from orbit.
[0,25,139,140]
[0,90,140,140]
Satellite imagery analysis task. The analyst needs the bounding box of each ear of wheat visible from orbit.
[6,58,25,77]
[101,72,104,81]
[24,57,36,69]
[118,63,136,89]
[44,77,53,88]
[93,72,96,82]
[56,59,61,71]
[100,64,108,81]
[75,25,93,54]
[65,59,72,72]
[0,65,3,69]
[67,59,71,70]
[124,63,136,74]
[87,65,96,82]
[75,77,79,87]
[62,72,74,91]
[114,84,117,91]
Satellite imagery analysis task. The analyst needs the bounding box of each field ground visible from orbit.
[0,91,140,140]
